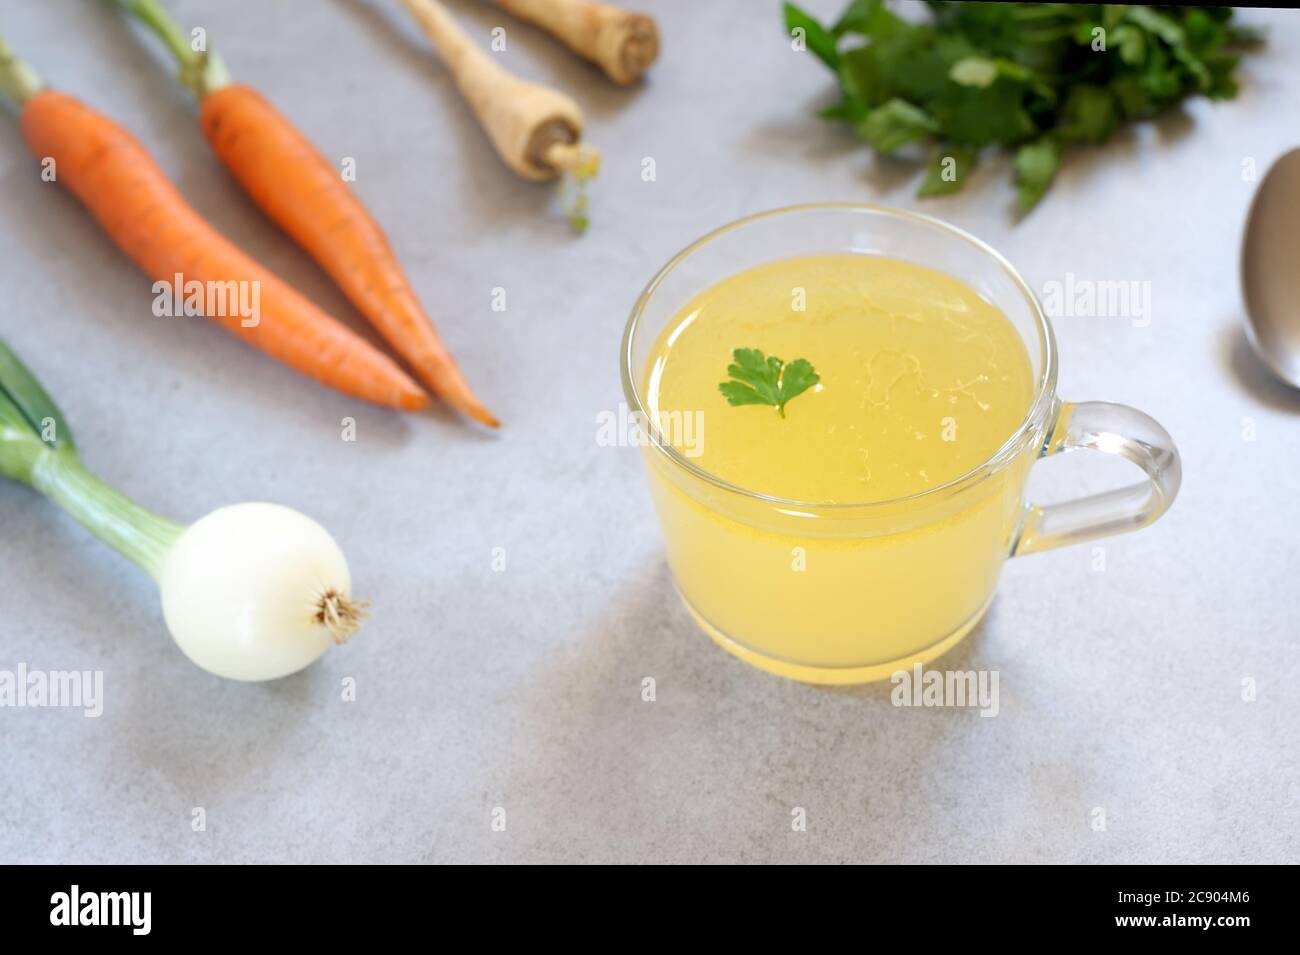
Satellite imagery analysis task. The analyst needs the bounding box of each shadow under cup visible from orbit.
[621,205,1181,685]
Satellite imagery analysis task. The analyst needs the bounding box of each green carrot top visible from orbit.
[112,0,231,97]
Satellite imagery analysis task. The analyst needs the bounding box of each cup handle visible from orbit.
[1011,398,1182,557]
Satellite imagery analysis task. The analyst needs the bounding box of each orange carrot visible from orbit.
[200,86,498,428]
[112,0,498,428]
[14,86,428,411]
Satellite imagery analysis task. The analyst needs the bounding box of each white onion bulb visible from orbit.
[159,503,361,681]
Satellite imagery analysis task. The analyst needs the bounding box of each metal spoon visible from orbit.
[1241,147,1300,388]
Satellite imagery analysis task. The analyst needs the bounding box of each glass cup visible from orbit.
[621,204,1181,684]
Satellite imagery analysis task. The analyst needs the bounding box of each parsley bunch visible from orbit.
[785,2,1262,211]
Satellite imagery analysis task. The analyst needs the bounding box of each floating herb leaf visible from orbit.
[719,348,819,418]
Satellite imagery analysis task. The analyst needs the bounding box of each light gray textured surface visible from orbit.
[1,0,1297,864]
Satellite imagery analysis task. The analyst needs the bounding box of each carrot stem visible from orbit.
[0,36,45,106]
[112,0,230,96]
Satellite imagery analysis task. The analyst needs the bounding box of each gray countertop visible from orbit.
[2,0,1297,864]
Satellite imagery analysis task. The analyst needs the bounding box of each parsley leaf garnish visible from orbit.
[718,348,820,418]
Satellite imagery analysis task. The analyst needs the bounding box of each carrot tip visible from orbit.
[423,373,499,428]
[442,393,499,429]
[463,404,500,429]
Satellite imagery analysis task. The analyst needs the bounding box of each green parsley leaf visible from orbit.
[1059,85,1118,144]
[719,349,820,418]
[919,143,977,197]
[1014,138,1059,213]
[949,56,998,88]
[859,98,940,153]
[784,2,840,71]
[833,0,902,39]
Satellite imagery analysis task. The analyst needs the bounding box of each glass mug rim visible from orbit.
[620,202,1061,512]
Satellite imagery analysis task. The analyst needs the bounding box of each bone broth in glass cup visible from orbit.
[621,204,1181,684]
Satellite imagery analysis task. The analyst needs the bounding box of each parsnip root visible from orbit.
[492,0,660,85]
[402,0,591,181]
